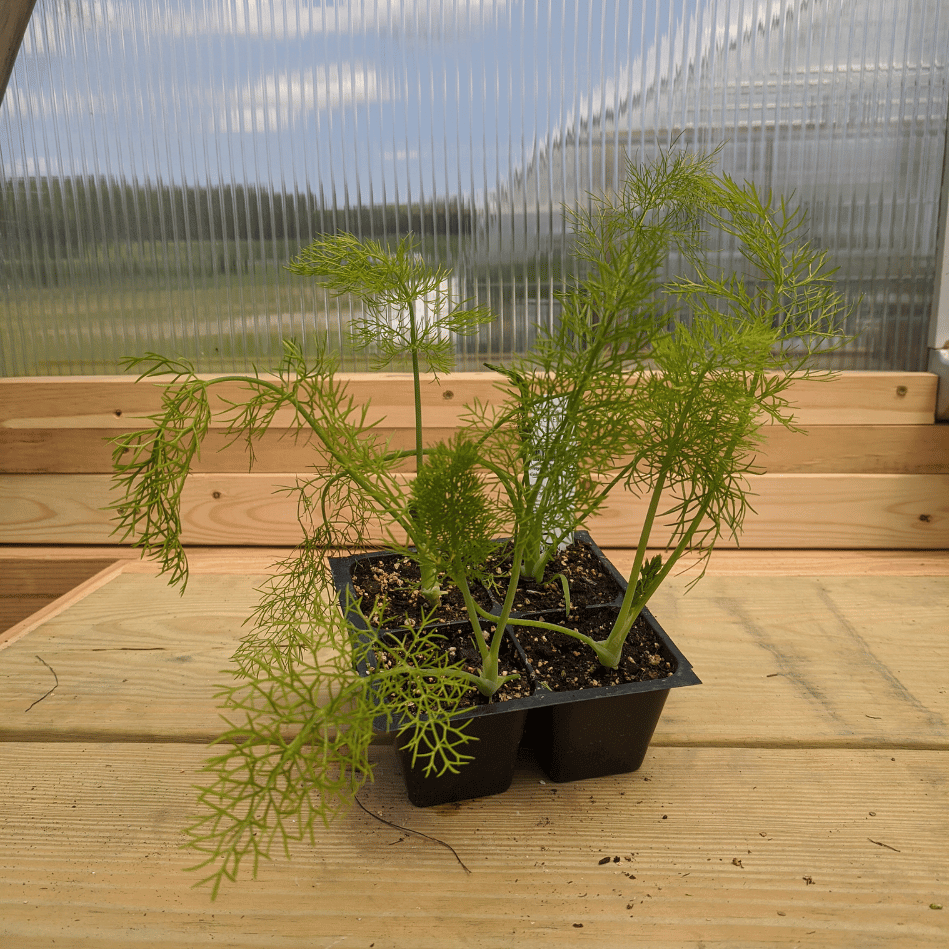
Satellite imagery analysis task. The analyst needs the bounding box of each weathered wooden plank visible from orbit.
[756,424,949,474]
[0,425,455,474]
[3,472,947,547]
[0,571,267,738]
[5,423,948,475]
[590,473,949,549]
[1,371,937,432]
[0,595,50,633]
[1,572,945,747]
[0,372,492,430]
[0,743,945,948]
[0,561,127,650]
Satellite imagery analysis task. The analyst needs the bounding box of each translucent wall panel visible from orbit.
[2,0,947,375]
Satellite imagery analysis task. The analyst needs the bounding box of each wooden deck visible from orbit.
[1,548,948,947]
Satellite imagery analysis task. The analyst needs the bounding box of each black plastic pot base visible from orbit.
[515,606,699,782]
[527,688,669,782]
[395,707,529,807]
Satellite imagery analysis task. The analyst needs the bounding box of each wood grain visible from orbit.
[4,372,944,556]
[5,423,948,475]
[0,558,117,634]
[0,425,459,473]
[1,571,945,749]
[1,371,937,430]
[590,473,949,549]
[0,743,945,948]
[0,571,268,739]
[1,553,947,946]
[4,471,948,547]
[0,559,118,599]
[0,595,50,633]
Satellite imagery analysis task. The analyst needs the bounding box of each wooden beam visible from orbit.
[2,571,946,747]
[3,472,948,548]
[1,554,946,943]
[0,0,37,105]
[0,371,938,435]
[4,422,948,474]
[0,558,117,634]
[2,743,945,946]
[1,545,948,576]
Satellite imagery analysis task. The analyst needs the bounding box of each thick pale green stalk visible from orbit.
[456,580,499,694]
[607,467,669,656]
[403,295,442,605]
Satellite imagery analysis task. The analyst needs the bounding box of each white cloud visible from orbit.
[2,84,100,123]
[22,0,511,52]
[227,63,395,131]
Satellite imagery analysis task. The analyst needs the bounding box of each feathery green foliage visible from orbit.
[287,232,493,469]
[110,148,854,897]
[477,155,854,668]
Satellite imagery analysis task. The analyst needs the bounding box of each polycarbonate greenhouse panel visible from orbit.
[1,0,947,375]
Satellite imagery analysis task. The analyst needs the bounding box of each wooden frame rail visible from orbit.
[2,370,948,550]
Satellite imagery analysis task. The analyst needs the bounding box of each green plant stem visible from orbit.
[456,580,500,694]
[611,466,670,652]
[408,297,425,471]
[455,533,531,698]
[464,533,531,690]
[401,293,442,604]
[600,423,750,668]
[598,487,715,667]
[379,660,498,697]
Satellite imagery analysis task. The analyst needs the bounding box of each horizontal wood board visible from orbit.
[0,558,116,633]
[1,743,946,948]
[0,372,941,475]
[1,569,946,748]
[4,422,949,474]
[1,371,937,430]
[1,552,946,946]
[3,471,948,547]
[2,371,946,550]
[3,545,948,574]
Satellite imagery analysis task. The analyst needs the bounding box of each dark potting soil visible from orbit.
[514,607,678,692]
[350,539,623,629]
[350,555,493,629]
[368,623,533,712]
[487,539,624,612]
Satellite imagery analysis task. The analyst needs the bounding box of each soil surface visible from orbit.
[350,554,492,628]
[487,539,624,612]
[351,543,673,703]
[513,606,678,691]
[349,538,623,629]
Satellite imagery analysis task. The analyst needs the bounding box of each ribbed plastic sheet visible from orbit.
[1,0,946,375]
